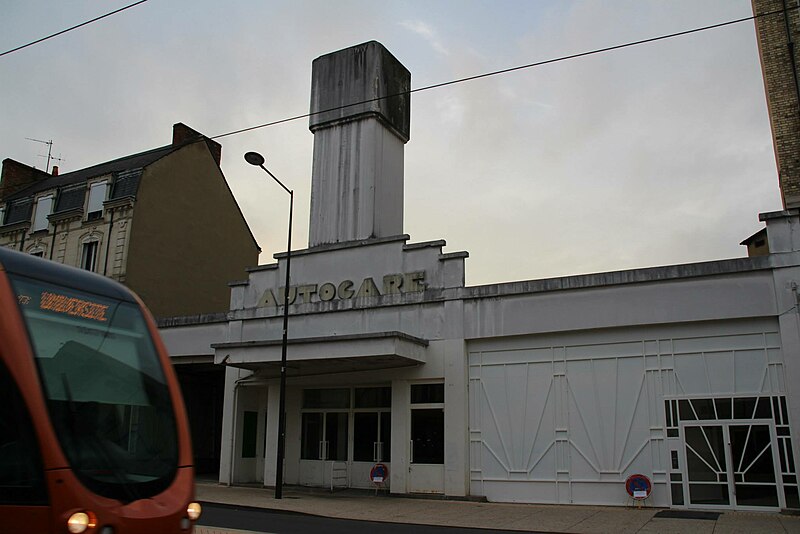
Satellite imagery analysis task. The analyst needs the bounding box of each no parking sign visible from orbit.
[370,463,388,484]
[625,474,652,500]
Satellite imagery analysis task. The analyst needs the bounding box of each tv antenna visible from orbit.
[24,137,64,173]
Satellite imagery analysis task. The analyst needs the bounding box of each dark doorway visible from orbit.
[174,363,225,476]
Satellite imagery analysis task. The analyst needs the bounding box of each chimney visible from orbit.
[172,122,222,166]
[52,166,59,176]
[0,159,50,202]
[307,41,411,247]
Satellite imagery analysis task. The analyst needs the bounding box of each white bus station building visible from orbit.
[160,40,800,511]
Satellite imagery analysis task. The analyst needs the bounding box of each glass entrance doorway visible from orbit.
[670,395,800,510]
[298,387,391,489]
[684,423,780,508]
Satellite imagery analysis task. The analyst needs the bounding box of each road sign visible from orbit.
[625,474,652,500]
[370,463,388,484]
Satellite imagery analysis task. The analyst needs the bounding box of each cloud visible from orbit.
[399,20,449,56]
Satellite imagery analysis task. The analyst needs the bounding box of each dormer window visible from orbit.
[87,181,108,220]
[55,185,86,213]
[32,195,54,232]
[5,199,33,226]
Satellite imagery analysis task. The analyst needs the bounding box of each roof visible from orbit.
[4,143,179,202]
[740,227,767,246]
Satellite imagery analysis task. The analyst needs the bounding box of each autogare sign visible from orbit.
[258,271,426,307]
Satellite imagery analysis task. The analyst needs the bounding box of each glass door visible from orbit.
[299,411,348,487]
[351,387,391,489]
[351,411,391,488]
[408,383,445,493]
[298,388,350,487]
[684,425,730,506]
[683,422,781,509]
[729,424,779,507]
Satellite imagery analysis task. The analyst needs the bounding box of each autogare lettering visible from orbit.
[39,291,110,322]
[258,271,426,307]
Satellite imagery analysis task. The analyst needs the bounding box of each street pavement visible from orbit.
[193,480,800,534]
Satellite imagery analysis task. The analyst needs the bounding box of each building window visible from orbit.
[86,182,108,220]
[5,199,33,225]
[299,387,391,463]
[29,251,44,258]
[81,241,99,271]
[31,195,53,232]
[54,185,86,213]
[0,206,5,225]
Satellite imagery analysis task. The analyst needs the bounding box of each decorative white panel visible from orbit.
[468,321,783,505]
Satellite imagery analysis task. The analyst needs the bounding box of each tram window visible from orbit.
[0,362,48,505]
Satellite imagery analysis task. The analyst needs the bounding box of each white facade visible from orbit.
[160,209,800,510]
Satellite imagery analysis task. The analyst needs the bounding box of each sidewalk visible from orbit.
[193,481,800,534]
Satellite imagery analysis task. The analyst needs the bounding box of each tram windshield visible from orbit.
[9,274,178,503]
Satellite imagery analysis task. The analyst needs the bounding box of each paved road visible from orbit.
[198,502,541,534]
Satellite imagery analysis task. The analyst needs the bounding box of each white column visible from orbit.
[443,339,469,497]
[390,379,409,493]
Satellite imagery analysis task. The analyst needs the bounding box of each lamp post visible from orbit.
[244,151,292,500]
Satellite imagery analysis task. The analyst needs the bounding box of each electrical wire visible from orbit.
[211,4,798,141]
[0,0,150,58]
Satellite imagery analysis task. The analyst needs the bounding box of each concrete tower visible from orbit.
[753,0,800,208]
[307,41,411,246]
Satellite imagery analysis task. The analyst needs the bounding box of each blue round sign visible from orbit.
[625,474,651,499]
[370,463,388,483]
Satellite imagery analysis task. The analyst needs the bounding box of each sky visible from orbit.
[0,0,782,287]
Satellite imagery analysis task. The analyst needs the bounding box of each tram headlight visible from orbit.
[187,502,202,521]
[67,511,96,533]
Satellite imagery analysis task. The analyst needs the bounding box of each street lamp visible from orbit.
[244,151,293,500]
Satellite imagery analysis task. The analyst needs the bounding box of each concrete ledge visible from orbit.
[462,256,777,300]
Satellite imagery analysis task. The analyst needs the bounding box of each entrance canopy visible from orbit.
[212,331,427,377]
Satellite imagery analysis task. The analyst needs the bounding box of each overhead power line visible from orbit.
[211,5,797,141]
[0,0,150,58]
